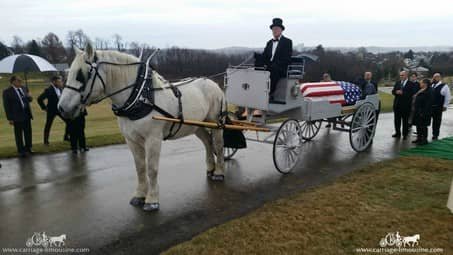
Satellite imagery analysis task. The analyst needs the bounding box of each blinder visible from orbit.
[65,54,107,105]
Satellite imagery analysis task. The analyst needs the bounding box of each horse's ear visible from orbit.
[85,41,95,60]
[74,47,83,55]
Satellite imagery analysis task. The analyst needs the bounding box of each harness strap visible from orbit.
[163,83,184,140]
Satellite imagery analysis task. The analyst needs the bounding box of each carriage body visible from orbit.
[224,67,379,121]
[224,61,380,173]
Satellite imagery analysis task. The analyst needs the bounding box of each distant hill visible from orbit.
[321,46,453,54]
[212,45,453,55]
[213,46,261,55]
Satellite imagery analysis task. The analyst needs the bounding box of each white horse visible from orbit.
[49,234,66,247]
[402,234,420,247]
[58,42,226,211]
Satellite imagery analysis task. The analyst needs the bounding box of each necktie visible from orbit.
[17,88,28,108]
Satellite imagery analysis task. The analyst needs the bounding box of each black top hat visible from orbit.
[270,18,285,30]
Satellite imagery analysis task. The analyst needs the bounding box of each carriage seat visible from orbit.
[287,56,304,79]
[270,57,305,104]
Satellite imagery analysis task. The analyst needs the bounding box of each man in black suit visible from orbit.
[262,18,293,101]
[392,71,418,139]
[2,76,33,157]
[68,108,89,154]
[410,72,420,90]
[38,76,69,145]
[430,73,451,140]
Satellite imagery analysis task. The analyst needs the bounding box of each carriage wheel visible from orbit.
[299,120,322,140]
[273,119,302,174]
[349,103,377,152]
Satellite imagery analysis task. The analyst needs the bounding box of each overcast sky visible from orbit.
[1,0,453,49]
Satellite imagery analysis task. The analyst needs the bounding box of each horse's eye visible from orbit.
[76,69,85,84]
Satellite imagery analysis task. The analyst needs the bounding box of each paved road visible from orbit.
[0,112,452,254]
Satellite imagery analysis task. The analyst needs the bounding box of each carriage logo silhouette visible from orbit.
[379,232,420,248]
[25,232,67,247]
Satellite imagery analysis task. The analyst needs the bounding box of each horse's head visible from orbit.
[58,42,105,119]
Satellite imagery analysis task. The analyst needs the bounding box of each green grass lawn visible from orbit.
[164,157,453,255]
[0,73,122,158]
[378,91,393,113]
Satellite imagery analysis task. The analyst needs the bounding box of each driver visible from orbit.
[262,18,293,103]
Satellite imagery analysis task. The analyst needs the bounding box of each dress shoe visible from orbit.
[392,133,401,138]
[0,163,2,168]
[80,148,90,152]
[412,139,420,144]
[402,136,408,140]
[325,123,332,128]
[72,150,78,155]
[19,152,27,158]
[432,136,438,140]
[44,142,50,146]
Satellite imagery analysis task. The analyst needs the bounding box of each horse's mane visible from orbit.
[97,50,168,91]
[96,50,139,64]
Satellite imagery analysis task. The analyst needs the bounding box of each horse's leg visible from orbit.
[125,138,148,207]
[143,136,162,212]
[210,129,225,181]
[195,128,215,176]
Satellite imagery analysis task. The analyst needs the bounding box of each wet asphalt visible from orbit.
[0,112,452,254]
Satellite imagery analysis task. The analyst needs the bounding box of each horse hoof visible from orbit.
[210,174,224,182]
[129,197,145,207]
[143,203,160,212]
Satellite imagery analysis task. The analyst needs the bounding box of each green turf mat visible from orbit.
[400,136,453,160]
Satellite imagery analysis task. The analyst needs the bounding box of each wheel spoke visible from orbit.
[274,119,302,173]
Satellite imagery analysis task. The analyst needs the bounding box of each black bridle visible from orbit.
[65,54,144,105]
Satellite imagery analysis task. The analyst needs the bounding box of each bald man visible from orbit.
[431,73,451,140]
[392,71,418,139]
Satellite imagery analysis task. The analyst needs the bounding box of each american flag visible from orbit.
[300,81,362,106]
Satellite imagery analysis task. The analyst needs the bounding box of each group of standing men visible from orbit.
[392,71,451,144]
[2,75,88,158]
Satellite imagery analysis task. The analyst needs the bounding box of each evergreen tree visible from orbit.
[27,40,42,56]
[0,41,10,60]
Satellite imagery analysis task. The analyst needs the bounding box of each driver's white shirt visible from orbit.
[271,35,282,62]
[433,81,452,108]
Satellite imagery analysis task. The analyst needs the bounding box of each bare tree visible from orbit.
[113,34,123,51]
[0,41,11,59]
[66,29,90,63]
[42,32,66,63]
[11,35,24,53]
[74,29,89,48]
[129,41,142,57]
